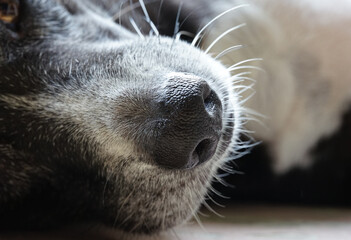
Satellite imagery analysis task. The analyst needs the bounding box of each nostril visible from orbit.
[203,90,212,106]
[203,90,222,117]
[202,82,212,102]
[191,138,218,167]
[153,72,223,169]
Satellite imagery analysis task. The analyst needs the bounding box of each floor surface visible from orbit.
[2,205,351,240]
[172,205,351,240]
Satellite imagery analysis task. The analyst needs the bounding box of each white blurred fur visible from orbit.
[202,0,351,172]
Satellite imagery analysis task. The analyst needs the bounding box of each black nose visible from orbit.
[154,73,222,169]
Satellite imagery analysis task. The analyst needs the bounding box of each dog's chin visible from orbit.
[101,134,233,234]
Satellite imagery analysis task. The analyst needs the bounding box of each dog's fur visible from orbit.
[0,0,242,236]
[1,0,351,239]
[202,0,351,172]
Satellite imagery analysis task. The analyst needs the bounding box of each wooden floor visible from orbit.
[173,205,351,240]
[2,205,351,240]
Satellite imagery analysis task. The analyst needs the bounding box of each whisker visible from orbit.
[238,91,256,105]
[235,141,261,150]
[214,175,236,188]
[206,193,226,208]
[205,23,246,54]
[208,185,230,199]
[231,83,253,90]
[102,167,115,207]
[175,31,195,41]
[197,210,210,218]
[161,194,167,231]
[236,84,255,95]
[113,191,134,227]
[191,4,249,46]
[215,45,243,60]
[238,116,263,125]
[240,132,257,142]
[228,65,264,72]
[220,163,237,173]
[114,0,135,22]
[192,211,207,232]
[180,7,201,28]
[156,0,164,29]
[115,0,128,24]
[138,0,159,36]
[202,201,225,218]
[113,0,159,23]
[241,107,267,118]
[231,58,263,68]
[232,71,254,78]
[173,2,183,38]
[233,76,257,83]
[171,228,182,240]
[129,17,145,39]
[230,149,252,160]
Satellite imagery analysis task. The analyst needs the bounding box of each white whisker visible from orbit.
[173,2,183,38]
[241,107,267,118]
[215,45,243,60]
[138,0,159,36]
[129,17,145,39]
[232,71,254,78]
[171,228,182,240]
[236,84,255,95]
[231,58,263,68]
[205,23,246,54]
[202,201,225,218]
[234,76,257,83]
[228,65,264,72]
[206,193,226,207]
[191,4,249,46]
[197,210,210,218]
[232,83,253,90]
[238,91,256,105]
[214,175,236,188]
[175,31,195,41]
[230,149,252,160]
[156,0,164,28]
[235,141,261,149]
[113,0,137,21]
[208,186,230,199]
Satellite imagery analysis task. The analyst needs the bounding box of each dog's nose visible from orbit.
[154,73,222,169]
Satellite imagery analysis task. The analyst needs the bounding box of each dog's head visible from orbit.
[0,0,242,235]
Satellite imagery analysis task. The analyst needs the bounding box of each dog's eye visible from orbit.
[0,0,19,30]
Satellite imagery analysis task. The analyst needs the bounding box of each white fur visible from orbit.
[203,0,351,172]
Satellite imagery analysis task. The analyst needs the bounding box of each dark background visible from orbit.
[212,107,351,207]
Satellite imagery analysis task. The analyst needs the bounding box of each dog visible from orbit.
[0,0,243,238]
[1,0,351,239]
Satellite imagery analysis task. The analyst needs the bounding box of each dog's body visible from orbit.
[202,0,351,172]
[1,0,350,239]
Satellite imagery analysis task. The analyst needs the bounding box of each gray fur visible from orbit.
[0,0,242,236]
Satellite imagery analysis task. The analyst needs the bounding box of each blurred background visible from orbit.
[212,107,351,207]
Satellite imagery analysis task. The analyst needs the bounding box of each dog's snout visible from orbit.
[153,73,223,169]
